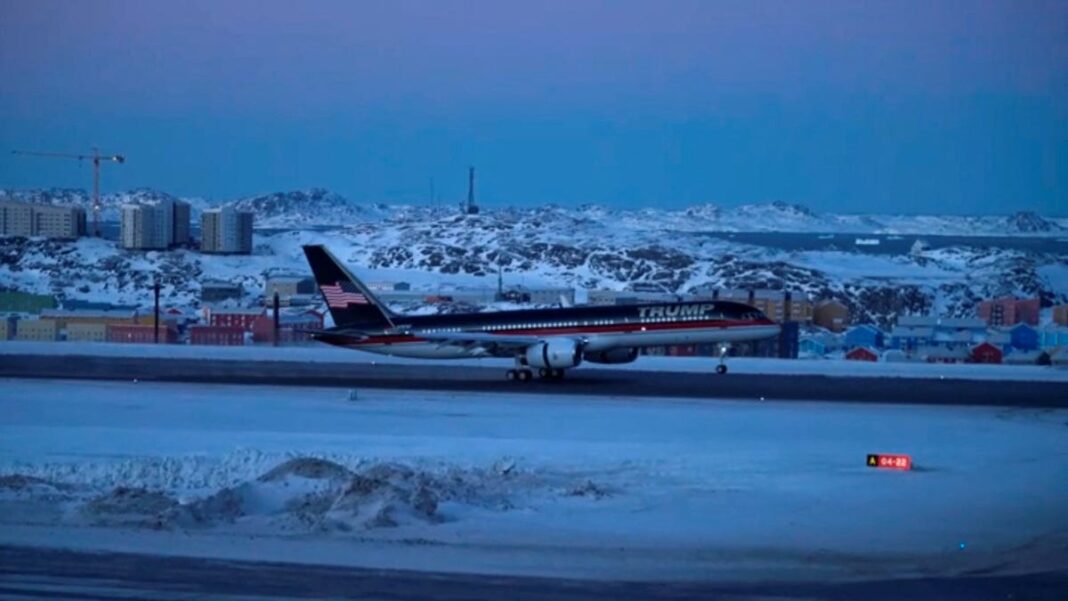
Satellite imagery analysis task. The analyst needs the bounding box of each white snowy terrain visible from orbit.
[2,188,1067,328]
[1,379,1065,582]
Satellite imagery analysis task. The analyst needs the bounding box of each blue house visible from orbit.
[845,324,884,350]
[1009,323,1038,351]
[1039,326,1068,349]
[889,326,933,351]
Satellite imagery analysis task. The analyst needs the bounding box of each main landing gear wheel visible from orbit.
[507,369,533,382]
[537,368,566,380]
[716,364,728,375]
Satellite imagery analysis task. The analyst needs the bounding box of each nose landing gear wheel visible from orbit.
[716,364,728,375]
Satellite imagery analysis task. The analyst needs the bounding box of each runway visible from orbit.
[0,545,1064,601]
[2,353,1066,407]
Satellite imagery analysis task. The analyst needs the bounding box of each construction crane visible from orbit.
[11,148,125,237]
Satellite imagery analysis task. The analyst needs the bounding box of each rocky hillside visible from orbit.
[2,201,1065,329]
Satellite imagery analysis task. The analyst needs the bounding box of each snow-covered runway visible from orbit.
[0,379,1065,583]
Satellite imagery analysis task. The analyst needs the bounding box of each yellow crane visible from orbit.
[11,148,125,237]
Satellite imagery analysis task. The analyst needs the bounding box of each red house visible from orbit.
[208,308,265,330]
[189,325,246,346]
[846,347,878,362]
[107,324,178,344]
[970,341,1003,364]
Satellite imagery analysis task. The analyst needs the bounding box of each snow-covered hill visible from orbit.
[2,201,1066,328]
[5,187,1066,235]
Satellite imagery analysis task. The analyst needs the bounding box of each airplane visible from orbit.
[302,245,781,381]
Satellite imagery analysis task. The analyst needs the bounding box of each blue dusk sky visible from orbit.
[0,0,1064,214]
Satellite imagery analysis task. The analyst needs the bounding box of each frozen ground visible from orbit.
[0,379,1065,583]
[2,340,1066,382]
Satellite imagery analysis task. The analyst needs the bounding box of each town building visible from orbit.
[888,326,934,351]
[799,331,843,356]
[201,281,244,304]
[715,289,813,323]
[173,200,191,245]
[0,291,56,314]
[970,342,1003,364]
[209,308,265,330]
[65,322,108,342]
[1053,304,1068,326]
[0,315,17,340]
[107,323,178,344]
[0,201,86,238]
[201,206,254,254]
[39,308,143,330]
[251,310,324,344]
[189,325,246,346]
[120,198,189,250]
[812,299,849,332]
[844,324,884,350]
[978,297,1040,327]
[1039,325,1068,350]
[1008,323,1039,352]
[586,290,677,306]
[894,316,986,349]
[14,318,58,341]
[845,347,878,362]
[265,276,317,303]
[918,346,970,364]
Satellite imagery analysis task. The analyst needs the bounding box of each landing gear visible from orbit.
[538,368,565,380]
[506,369,533,382]
[716,343,731,375]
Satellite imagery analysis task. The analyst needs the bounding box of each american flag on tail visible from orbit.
[320,282,368,308]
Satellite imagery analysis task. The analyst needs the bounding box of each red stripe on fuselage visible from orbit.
[325,318,777,347]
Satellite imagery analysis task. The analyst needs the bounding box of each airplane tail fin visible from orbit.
[302,245,394,328]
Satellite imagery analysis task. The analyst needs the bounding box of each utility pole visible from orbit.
[153,280,161,344]
[12,148,125,237]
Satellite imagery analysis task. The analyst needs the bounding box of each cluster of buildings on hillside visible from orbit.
[3,276,1066,367]
[0,198,253,254]
[800,297,1068,366]
[0,292,323,347]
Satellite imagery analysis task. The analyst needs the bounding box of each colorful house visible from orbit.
[970,342,1003,364]
[1039,325,1068,350]
[844,324,884,350]
[1008,323,1039,352]
[845,347,878,362]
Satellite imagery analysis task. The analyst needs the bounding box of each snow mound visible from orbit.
[83,487,186,529]
[257,457,352,482]
[0,454,620,536]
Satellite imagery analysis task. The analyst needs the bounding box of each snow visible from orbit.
[3,340,1066,382]
[0,379,1065,582]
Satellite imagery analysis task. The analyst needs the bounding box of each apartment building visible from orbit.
[201,207,253,254]
[0,201,86,238]
[120,198,190,250]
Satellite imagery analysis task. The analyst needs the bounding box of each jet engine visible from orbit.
[582,347,639,364]
[525,339,582,369]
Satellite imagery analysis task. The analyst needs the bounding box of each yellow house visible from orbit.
[66,322,108,343]
[14,319,59,342]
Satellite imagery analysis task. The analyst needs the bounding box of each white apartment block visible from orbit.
[120,198,190,250]
[0,201,86,238]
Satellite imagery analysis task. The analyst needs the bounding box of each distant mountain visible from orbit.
[1005,211,1063,233]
